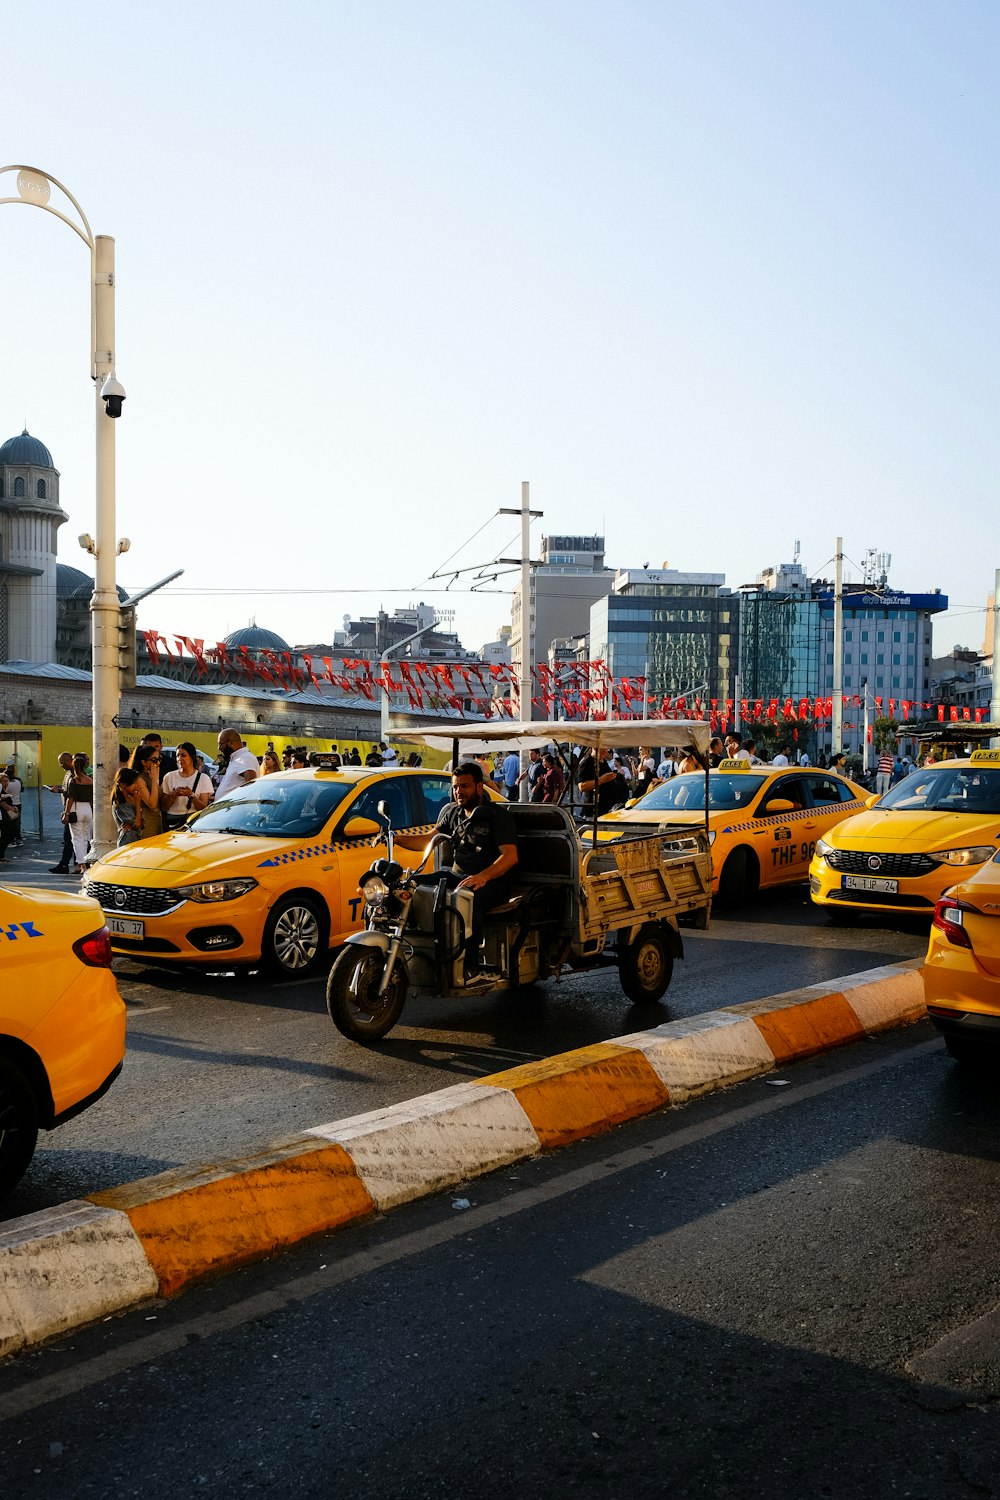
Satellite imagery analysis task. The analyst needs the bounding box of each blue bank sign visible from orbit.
[817,590,947,613]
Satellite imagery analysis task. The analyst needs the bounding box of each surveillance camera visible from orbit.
[116,537,131,556]
[100,374,126,418]
[78,532,95,554]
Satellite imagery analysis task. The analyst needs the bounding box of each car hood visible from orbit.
[601,809,711,828]
[825,808,1000,851]
[87,828,304,882]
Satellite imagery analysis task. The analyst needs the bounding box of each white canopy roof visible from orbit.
[395,718,712,757]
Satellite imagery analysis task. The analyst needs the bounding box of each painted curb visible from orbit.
[0,959,925,1355]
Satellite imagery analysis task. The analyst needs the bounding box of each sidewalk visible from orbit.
[0,795,86,892]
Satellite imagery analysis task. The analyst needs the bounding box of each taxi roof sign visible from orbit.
[969,749,1000,764]
[717,758,751,772]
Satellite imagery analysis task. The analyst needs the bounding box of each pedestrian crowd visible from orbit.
[2,722,940,878]
[18,731,411,874]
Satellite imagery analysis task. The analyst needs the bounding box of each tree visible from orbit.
[873,715,900,753]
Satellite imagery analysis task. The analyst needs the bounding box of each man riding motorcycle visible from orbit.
[395,760,518,976]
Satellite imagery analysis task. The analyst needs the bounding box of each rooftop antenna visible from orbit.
[793,538,801,565]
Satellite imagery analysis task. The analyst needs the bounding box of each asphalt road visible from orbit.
[3,887,927,1222]
[2,1024,998,1499]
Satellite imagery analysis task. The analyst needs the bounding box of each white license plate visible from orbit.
[107,916,144,938]
[843,875,899,894]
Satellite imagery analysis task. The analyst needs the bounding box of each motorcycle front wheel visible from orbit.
[327,946,409,1042]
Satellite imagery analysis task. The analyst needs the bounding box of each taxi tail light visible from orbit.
[932,898,974,950]
[73,925,114,968]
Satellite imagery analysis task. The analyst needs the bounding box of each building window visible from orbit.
[13,476,24,498]
[893,630,901,642]
[877,653,884,666]
[861,630,869,641]
[36,479,46,499]
[860,653,869,665]
[892,653,901,665]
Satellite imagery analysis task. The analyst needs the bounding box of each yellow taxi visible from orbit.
[809,751,1000,918]
[84,765,462,976]
[0,883,125,1196]
[600,759,866,904]
[923,853,1000,1062]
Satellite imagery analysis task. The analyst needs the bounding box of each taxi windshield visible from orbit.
[635,772,767,813]
[877,766,1000,816]
[190,778,355,838]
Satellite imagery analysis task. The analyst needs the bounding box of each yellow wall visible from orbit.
[1,726,448,786]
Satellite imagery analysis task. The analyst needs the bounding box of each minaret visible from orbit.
[0,430,67,661]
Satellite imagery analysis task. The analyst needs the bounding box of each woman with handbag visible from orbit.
[160,742,214,829]
[63,754,94,873]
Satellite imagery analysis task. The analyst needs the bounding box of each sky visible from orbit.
[2,0,997,662]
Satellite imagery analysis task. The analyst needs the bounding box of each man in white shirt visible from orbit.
[735,739,764,766]
[798,749,811,767]
[771,743,791,768]
[215,728,260,800]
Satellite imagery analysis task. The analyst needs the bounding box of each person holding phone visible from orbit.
[160,742,214,829]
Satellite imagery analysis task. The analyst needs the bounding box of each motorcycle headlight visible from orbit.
[172,877,259,903]
[361,874,390,905]
[928,846,996,867]
[815,837,833,859]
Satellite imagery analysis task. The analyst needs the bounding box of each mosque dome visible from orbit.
[56,563,94,599]
[56,562,129,604]
[223,623,291,653]
[0,430,54,468]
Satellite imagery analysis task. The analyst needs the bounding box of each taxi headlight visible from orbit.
[361,874,390,904]
[815,837,833,859]
[928,846,996,867]
[172,877,259,903]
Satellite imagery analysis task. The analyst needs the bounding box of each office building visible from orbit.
[589,567,737,707]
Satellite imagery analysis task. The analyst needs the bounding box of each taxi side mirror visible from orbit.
[763,798,796,814]
[343,816,382,839]
[864,794,880,809]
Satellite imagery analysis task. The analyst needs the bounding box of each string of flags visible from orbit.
[140,634,985,729]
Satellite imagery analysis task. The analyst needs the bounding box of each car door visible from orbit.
[754,776,812,885]
[329,776,416,938]
[413,773,453,830]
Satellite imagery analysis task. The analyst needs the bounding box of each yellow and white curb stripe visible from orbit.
[0,959,925,1358]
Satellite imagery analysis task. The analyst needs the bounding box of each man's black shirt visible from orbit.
[578,753,618,815]
[436,796,517,877]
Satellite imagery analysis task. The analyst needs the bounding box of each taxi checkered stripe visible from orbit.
[721,800,864,836]
[257,824,437,869]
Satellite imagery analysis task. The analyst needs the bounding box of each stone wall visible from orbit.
[0,670,387,741]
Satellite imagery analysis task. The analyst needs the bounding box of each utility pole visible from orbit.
[862,678,870,772]
[500,482,541,799]
[832,536,844,753]
[991,568,1000,744]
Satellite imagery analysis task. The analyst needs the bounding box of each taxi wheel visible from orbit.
[718,849,759,907]
[0,1057,39,1198]
[618,925,674,1005]
[327,948,408,1042]
[261,894,329,977]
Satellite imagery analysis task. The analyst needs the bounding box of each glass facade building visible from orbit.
[590,570,737,704]
[739,590,822,703]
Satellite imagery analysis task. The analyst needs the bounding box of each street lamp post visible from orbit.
[0,165,124,855]
[380,621,437,743]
